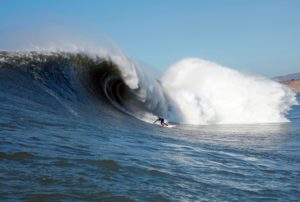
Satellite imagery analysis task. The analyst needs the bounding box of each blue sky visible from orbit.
[1,0,299,77]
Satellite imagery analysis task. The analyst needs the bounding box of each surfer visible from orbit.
[154,116,168,127]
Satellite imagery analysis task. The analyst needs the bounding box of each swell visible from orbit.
[0,151,35,160]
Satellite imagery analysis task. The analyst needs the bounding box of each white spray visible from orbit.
[162,58,297,125]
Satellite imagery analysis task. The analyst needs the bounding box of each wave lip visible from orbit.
[162,58,297,125]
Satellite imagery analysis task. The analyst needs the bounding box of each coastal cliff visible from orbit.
[280,80,300,93]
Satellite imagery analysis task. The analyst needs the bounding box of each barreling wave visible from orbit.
[0,49,297,125]
[0,50,167,123]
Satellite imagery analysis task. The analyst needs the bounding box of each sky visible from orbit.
[0,0,299,77]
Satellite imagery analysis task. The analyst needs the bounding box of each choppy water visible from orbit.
[0,51,299,201]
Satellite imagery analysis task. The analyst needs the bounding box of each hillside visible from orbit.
[280,79,300,93]
[272,72,300,93]
[273,72,300,81]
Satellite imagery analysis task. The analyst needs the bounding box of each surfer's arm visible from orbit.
[153,119,159,124]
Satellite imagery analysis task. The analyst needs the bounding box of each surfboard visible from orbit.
[164,124,176,128]
[154,123,176,128]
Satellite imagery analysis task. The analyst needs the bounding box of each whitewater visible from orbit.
[0,44,299,201]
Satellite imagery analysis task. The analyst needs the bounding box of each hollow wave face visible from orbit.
[83,55,168,123]
[0,50,167,123]
[162,58,297,124]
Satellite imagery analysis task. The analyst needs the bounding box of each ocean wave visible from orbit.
[0,50,297,125]
[0,51,167,123]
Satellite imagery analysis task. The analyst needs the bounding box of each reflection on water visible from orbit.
[168,122,297,150]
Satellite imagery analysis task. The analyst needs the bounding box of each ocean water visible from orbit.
[0,51,299,201]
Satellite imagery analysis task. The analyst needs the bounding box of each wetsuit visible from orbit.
[157,117,168,126]
[158,117,164,124]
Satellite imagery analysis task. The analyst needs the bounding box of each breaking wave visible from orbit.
[0,47,297,125]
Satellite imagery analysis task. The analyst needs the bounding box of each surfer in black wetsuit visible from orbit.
[154,116,168,127]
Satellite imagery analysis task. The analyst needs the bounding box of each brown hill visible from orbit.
[280,79,300,93]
